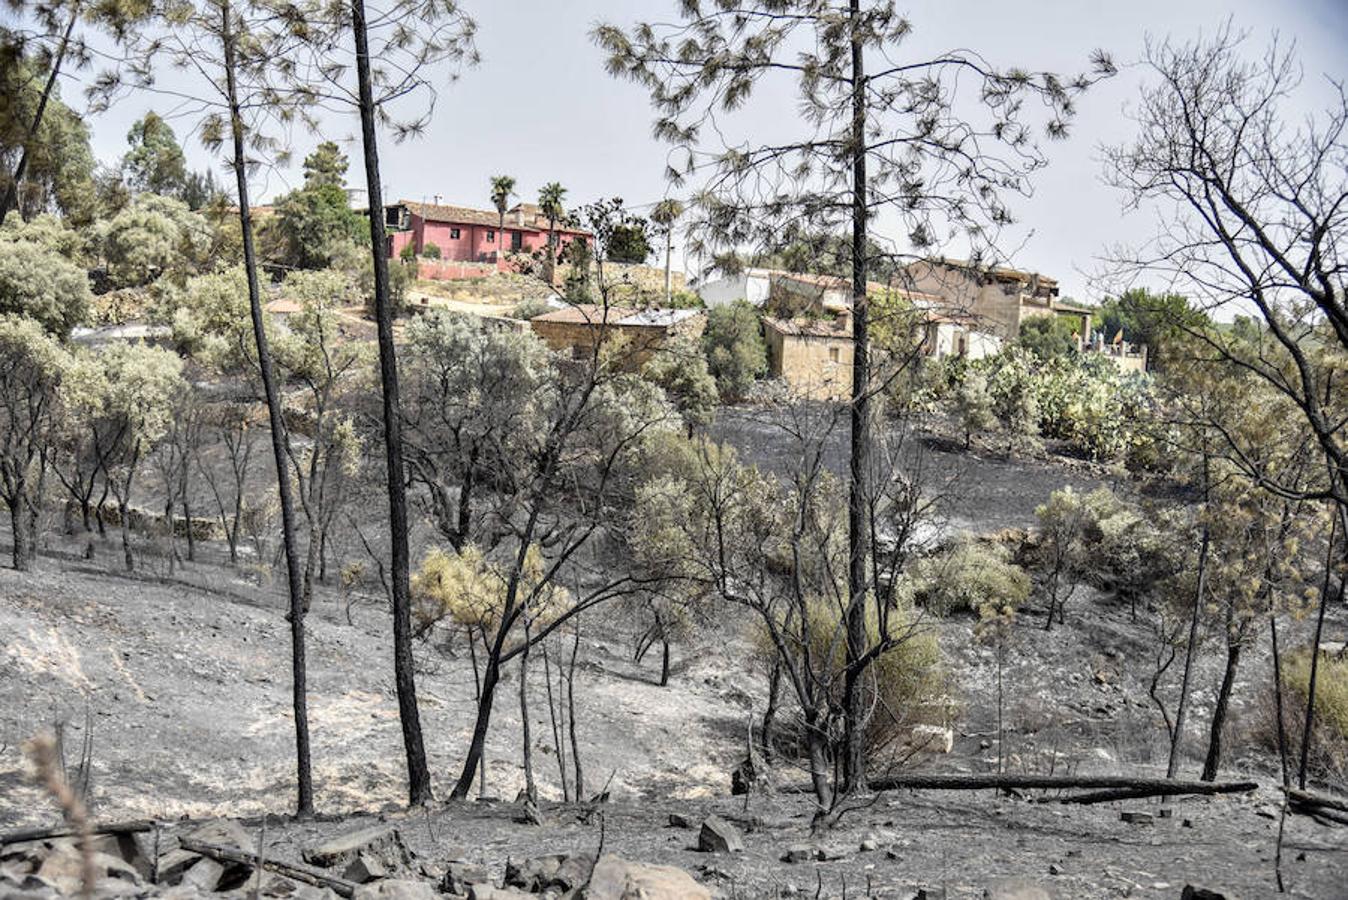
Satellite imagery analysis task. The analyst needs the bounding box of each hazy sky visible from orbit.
[70,0,1348,302]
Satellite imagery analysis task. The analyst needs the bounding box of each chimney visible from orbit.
[515,207,525,227]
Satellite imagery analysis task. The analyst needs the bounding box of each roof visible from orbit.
[1052,300,1094,315]
[531,304,702,329]
[395,199,591,235]
[762,316,853,339]
[909,257,1059,288]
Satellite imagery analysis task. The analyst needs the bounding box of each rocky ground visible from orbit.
[2,426,1346,898]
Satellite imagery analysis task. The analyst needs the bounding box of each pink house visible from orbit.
[382,199,591,279]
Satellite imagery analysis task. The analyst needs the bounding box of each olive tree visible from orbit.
[0,315,70,569]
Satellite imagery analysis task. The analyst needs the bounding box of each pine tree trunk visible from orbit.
[0,10,77,226]
[519,632,536,803]
[220,0,313,817]
[663,229,672,306]
[840,0,872,796]
[1299,516,1343,789]
[351,0,432,807]
[1167,516,1209,779]
[761,661,782,757]
[1201,640,1241,781]
[566,623,584,801]
[452,649,500,800]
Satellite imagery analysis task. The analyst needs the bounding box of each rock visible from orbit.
[859,833,881,852]
[303,826,404,871]
[1048,863,1063,875]
[440,861,491,895]
[503,854,566,892]
[467,888,533,900]
[667,813,694,829]
[351,879,438,900]
[515,800,545,826]
[343,852,388,884]
[1180,888,1227,900]
[780,846,814,864]
[188,819,257,854]
[155,849,203,885]
[915,889,947,900]
[730,752,764,795]
[180,857,228,893]
[1120,811,1154,825]
[586,854,712,900]
[908,724,955,753]
[983,877,1052,900]
[696,816,743,854]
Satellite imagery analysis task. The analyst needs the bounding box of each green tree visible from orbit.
[702,300,766,401]
[273,144,367,270]
[0,51,96,225]
[1017,315,1081,361]
[643,334,719,434]
[953,369,996,449]
[122,111,188,197]
[0,315,69,569]
[1095,288,1202,372]
[606,221,652,264]
[98,193,207,288]
[0,239,90,336]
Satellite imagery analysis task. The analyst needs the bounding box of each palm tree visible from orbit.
[489,175,515,263]
[538,182,567,285]
[650,198,684,306]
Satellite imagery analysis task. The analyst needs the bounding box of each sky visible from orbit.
[62,0,1348,303]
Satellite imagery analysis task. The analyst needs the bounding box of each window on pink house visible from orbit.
[487,230,496,243]
[450,228,461,239]
[511,231,523,250]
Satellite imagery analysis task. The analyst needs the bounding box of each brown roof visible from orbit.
[530,304,639,325]
[398,199,590,235]
[910,257,1059,288]
[762,316,853,339]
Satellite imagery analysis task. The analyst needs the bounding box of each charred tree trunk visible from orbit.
[1271,613,1291,786]
[220,0,312,817]
[519,624,536,803]
[566,622,584,800]
[542,641,570,802]
[840,0,872,796]
[1201,640,1242,781]
[1168,458,1211,780]
[350,0,432,807]
[760,661,782,757]
[1299,520,1343,789]
[9,485,33,571]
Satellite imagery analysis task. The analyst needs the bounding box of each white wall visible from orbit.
[698,270,771,308]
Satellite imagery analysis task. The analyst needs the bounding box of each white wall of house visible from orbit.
[697,269,772,307]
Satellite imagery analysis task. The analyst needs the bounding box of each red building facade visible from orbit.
[383,200,590,276]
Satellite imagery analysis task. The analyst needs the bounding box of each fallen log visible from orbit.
[867,773,1259,797]
[0,819,154,845]
[178,838,357,898]
[1050,782,1259,805]
[1285,788,1348,827]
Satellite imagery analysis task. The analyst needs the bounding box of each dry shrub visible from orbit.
[1255,650,1348,784]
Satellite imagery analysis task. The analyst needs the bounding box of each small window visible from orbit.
[486,230,496,243]
[511,231,523,250]
[828,347,840,363]
[450,228,461,240]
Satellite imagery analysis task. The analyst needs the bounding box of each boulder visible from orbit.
[697,816,743,854]
[180,857,228,893]
[1119,811,1154,826]
[1180,888,1227,900]
[503,854,564,892]
[155,848,203,885]
[983,877,1052,900]
[467,887,533,900]
[188,819,257,854]
[351,879,438,900]
[440,861,491,895]
[586,854,712,900]
[343,853,388,884]
[303,826,406,871]
[667,813,694,829]
[908,725,954,754]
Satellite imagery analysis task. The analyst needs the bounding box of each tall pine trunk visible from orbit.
[519,626,536,803]
[840,0,872,795]
[1201,640,1241,781]
[0,9,77,226]
[220,0,313,817]
[9,485,33,571]
[351,0,433,806]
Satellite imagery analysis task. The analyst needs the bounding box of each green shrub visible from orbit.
[511,296,553,320]
[399,242,417,263]
[909,539,1031,617]
[422,242,441,259]
[703,299,767,401]
[760,597,949,755]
